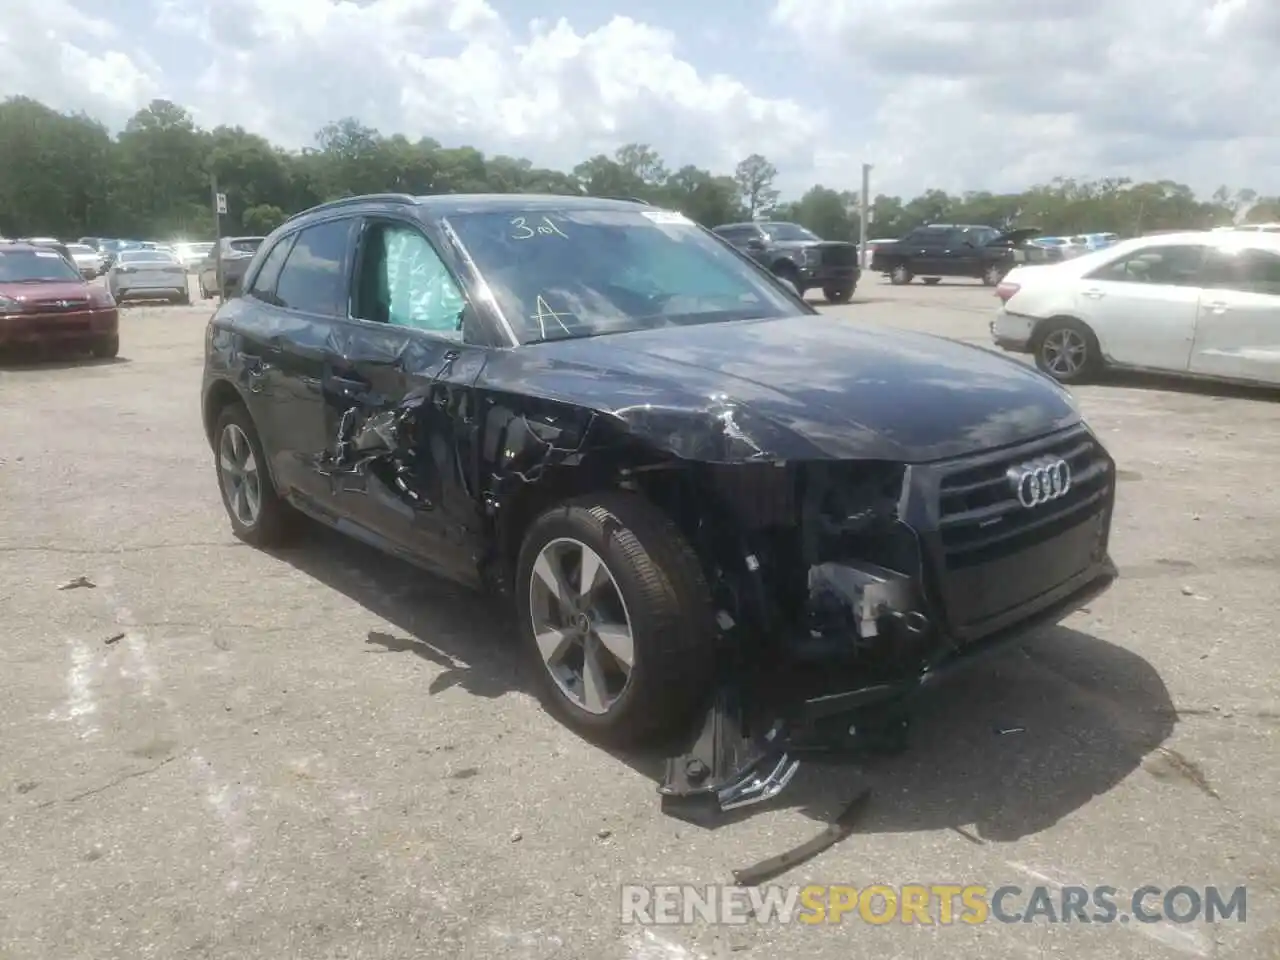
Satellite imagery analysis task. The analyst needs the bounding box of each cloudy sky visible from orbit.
[2,0,1277,199]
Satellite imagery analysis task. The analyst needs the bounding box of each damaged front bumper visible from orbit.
[659,553,1118,823]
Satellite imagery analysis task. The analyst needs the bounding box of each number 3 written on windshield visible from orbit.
[511,216,569,240]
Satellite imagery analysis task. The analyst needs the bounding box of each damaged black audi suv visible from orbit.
[202,193,1117,815]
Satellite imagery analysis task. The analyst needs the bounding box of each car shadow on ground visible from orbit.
[269,522,1174,839]
[0,352,129,370]
[1098,370,1280,403]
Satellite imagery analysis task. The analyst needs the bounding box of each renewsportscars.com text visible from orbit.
[621,884,1247,926]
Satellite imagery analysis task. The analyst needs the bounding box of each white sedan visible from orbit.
[991,230,1280,386]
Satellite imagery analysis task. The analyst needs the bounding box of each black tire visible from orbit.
[982,264,1006,286]
[1033,317,1101,385]
[823,284,854,303]
[91,333,119,359]
[514,491,717,747]
[199,278,213,299]
[888,263,913,285]
[212,402,296,547]
[174,289,191,305]
[922,277,941,285]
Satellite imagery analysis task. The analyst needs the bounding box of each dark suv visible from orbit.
[201,193,1116,814]
[712,221,860,302]
[871,224,1053,286]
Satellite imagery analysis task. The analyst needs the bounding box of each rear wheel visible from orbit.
[889,263,913,285]
[213,402,295,546]
[982,264,1006,286]
[823,284,854,303]
[515,492,717,747]
[1033,317,1100,384]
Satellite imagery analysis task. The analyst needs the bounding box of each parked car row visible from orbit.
[992,228,1280,388]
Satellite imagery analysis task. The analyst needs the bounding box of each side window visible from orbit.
[1202,248,1280,296]
[246,235,295,304]
[1086,245,1207,286]
[273,219,354,316]
[354,221,466,336]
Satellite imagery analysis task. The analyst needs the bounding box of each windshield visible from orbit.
[120,250,178,264]
[445,207,802,344]
[760,222,820,242]
[0,248,82,282]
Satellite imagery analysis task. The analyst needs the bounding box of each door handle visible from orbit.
[1081,288,1105,299]
[326,373,370,398]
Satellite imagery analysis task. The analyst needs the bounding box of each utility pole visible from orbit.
[211,175,225,303]
[859,163,872,270]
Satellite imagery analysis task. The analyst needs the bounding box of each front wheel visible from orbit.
[1034,317,1100,384]
[823,284,854,303]
[91,333,119,359]
[515,492,717,747]
[889,264,913,285]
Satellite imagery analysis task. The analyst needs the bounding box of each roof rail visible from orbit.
[287,193,418,223]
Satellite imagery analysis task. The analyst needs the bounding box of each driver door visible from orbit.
[321,216,489,583]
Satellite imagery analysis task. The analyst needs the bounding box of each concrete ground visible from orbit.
[1,276,1277,960]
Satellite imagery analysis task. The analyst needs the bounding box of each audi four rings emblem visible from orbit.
[1008,458,1072,508]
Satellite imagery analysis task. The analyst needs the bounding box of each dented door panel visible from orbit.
[316,319,488,583]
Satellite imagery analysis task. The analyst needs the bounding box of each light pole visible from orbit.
[859,163,872,270]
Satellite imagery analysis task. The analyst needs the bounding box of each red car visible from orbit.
[0,242,119,358]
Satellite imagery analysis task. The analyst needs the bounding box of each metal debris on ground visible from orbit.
[996,726,1025,735]
[104,632,125,645]
[731,788,871,887]
[57,576,96,591]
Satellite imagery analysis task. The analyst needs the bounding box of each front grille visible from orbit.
[820,244,857,267]
[937,426,1111,571]
[34,299,90,312]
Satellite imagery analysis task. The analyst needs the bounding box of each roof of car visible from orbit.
[288,193,659,226]
[0,241,47,252]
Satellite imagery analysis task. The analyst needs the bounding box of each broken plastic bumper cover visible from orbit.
[658,563,1117,820]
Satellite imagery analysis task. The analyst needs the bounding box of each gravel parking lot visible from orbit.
[2,276,1277,959]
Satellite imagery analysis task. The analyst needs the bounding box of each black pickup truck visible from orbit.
[870,223,1056,286]
[713,221,860,302]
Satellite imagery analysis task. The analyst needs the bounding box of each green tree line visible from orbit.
[2,96,1278,244]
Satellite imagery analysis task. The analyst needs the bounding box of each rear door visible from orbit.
[1189,246,1280,384]
[321,215,490,582]
[241,217,359,502]
[911,229,952,274]
[1074,243,1207,372]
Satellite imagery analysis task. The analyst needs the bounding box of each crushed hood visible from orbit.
[478,315,1081,463]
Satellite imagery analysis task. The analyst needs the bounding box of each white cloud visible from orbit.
[0,0,160,121]
[20,0,820,189]
[775,0,1280,196]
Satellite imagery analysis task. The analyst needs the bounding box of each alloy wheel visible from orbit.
[528,537,635,715]
[1041,328,1088,378]
[218,423,262,527]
